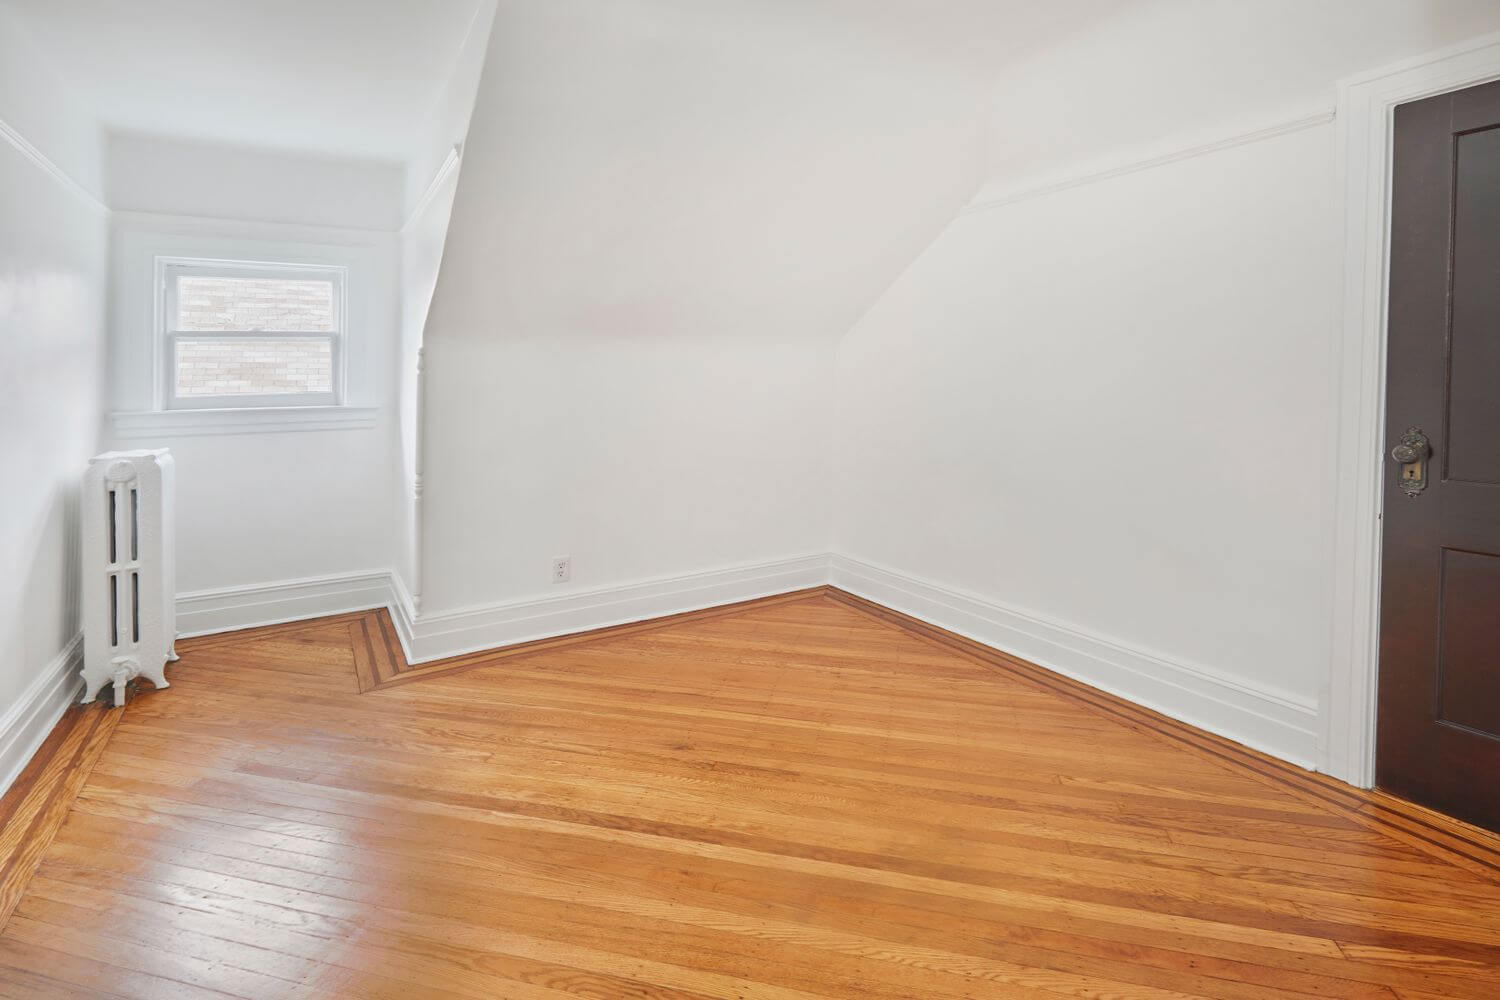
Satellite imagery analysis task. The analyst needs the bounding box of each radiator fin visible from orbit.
[83,451,177,705]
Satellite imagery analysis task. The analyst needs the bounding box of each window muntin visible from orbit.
[159,259,346,409]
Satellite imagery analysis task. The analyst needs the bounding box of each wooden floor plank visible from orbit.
[0,702,122,929]
[1,590,1498,997]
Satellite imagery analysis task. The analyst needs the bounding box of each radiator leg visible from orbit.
[139,662,170,690]
[112,666,130,708]
[82,674,105,705]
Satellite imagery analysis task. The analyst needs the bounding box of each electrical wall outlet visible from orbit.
[551,556,571,584]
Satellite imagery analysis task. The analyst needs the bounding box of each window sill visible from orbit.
[110,405,379,438]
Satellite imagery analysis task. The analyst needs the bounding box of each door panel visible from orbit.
[1447,126,1500,485]
[1436,549,1500,739]
[1378,80,1500,833]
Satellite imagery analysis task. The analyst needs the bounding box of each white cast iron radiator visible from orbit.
[82,449,177,706]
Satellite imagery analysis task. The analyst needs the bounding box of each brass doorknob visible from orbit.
[1391,428,1430,465]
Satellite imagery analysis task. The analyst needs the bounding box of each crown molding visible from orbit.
[0,114,108,214]
[401,145,462,235]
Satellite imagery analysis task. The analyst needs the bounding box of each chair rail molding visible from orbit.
[1326,29,1500,788]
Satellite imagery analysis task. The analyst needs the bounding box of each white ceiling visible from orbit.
[3,0,483,163]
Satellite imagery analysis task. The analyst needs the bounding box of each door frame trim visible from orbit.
[1328,30,1500,788]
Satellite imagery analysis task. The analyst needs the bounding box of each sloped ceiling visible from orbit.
[2,0,484,162]
[424,0,1124,345]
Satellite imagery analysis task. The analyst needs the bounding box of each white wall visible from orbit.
[104,216,400,608]
[833,0,1500,773]
[13,0,1500,784]
[423,334,835,612]
[416,0,989,617]
[835,123,1338,762]
[108,133,405,231]
[984,0,1500,188]
[102,138,404,622]
[0,7,108,779]
[394,166,460,605]
[394,0,495,606]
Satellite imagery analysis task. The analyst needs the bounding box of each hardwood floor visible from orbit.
[2,590,1499,998]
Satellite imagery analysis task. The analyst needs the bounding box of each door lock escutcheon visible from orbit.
[1390,427,1430,497]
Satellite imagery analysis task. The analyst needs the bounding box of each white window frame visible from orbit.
[156,257,348,410]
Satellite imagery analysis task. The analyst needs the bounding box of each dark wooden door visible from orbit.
[1379,79,1500,832]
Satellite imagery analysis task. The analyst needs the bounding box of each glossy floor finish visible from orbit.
[2,591,1499,998]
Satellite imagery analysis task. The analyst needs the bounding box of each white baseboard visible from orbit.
[386,567,420,659]
[831,555,1322,770]
[175,570,394,638]
[394,554,832,663]
[170,555,831,664]
[0,636,83,799]
[168,552,1322,773]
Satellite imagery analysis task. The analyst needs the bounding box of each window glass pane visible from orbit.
[175,337,333,397]
[175,275,335,332]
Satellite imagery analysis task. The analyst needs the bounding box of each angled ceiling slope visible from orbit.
[3,0,485,163]
[423,0,1124,346]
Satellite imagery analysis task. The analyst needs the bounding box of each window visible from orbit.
[159,258,346,409]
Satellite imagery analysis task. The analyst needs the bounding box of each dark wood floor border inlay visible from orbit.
[10,579,1497,948]
[6,589,1500,996]
[0,702,122,931]
[221,584,1500,878]
[821,587,1500,880]
[174,608,378,653]
[351,586,832,692]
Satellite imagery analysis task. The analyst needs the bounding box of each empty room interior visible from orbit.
[6,0,1500,996]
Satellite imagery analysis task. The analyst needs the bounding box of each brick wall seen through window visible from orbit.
[164,263,343,406]
[175,338,333,396]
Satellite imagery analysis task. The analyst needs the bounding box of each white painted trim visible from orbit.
[155,256,349,412]
[399,554,832,663]
[1326,30,1500,788]
[0,114,108,214]
[0,636,83,799]
[111,211,393,244]
[175,570,394,637]
[173,555,1323,774]
[400,146,462,235]
[173,555,831,662]
[409,345,428,614]
[832,555,1322,770]
[110,405,378,438]
[387,567,421,662]
[965,107,1336,215]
